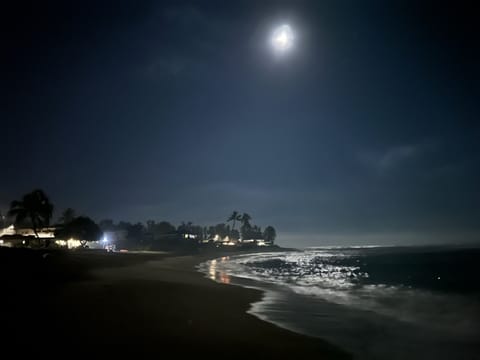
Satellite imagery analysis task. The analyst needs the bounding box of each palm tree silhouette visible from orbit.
[240,213,252,228]
[227,211,241,231]
[8,189,54,239]
[239,213,252,239]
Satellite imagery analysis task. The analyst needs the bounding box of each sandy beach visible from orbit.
[1,248,350,358]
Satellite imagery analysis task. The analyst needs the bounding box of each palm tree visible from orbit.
[239,213,252,239]
[227,211,241,231]
[240,213,252,228]
[8,189,54,239]
[59,208,76,225]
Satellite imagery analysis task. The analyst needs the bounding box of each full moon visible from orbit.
[271,24,294,52]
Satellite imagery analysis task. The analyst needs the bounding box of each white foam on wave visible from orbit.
[199,250,480,360]
[199,250,480,342]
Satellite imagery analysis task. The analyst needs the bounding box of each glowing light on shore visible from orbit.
[209,259,217,280]
[55,238,82,249]
[208,257,231,284]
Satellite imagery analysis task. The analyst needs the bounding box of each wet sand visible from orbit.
[0,248,350,358]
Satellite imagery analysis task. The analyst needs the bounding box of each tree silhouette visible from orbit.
[59,208,76,225]
[227,211,241,232]
[155,221,176,236]
[263,226,276,244]
[211,223,229,239]
[240,213,252,239]
[240,213,251,227]
[55,216,102,247]
[99,219,115,231]
[8,189,54,239]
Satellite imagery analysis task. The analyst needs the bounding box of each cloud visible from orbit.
[377,144,418,170]
[358,141,436,174]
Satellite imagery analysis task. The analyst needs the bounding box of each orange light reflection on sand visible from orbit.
[208,257,231,284]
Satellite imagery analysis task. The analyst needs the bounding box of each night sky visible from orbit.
[2,0,479,246]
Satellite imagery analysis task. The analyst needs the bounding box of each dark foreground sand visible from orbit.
[1,248,350,358]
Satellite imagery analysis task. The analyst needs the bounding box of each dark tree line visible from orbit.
[96,215,276,251]
[4,190,277,250]
[227,210,276,243]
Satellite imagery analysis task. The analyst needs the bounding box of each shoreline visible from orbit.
[0,247,350,358]
[198,247,480,360]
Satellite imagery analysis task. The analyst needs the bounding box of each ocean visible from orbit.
[198,245,480,360]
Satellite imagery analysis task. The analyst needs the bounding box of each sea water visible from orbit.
[198,245,480,360]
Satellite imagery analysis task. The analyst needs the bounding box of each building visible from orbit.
[0,224,56,247]
[0,224,107,249]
